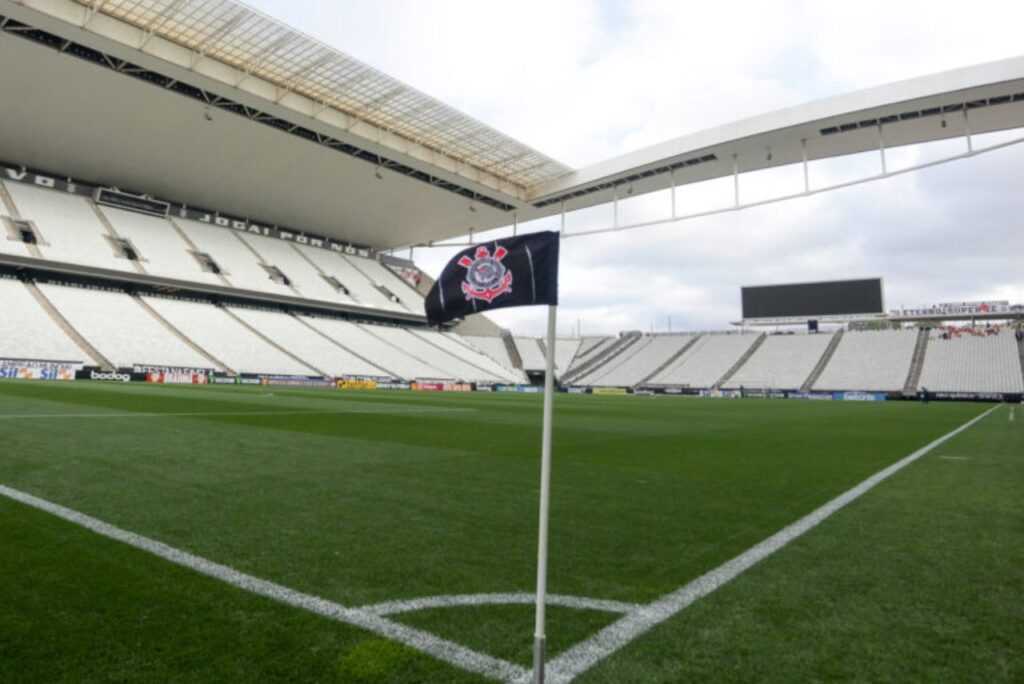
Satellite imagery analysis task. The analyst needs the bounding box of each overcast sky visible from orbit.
[248,0,1024,337]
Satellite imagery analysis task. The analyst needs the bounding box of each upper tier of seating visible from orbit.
[0,179,421,317]
[5,182,135,272]
[102,208,222,285]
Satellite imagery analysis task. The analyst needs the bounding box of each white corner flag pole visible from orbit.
[533,303,558,684]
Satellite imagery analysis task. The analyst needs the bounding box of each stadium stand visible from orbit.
[917,327,1024,394]
[1,172,1018,395]
[0,278,84,363]
[99,207,223,285]
[174,219,296,296]
[813,329,918,391]
[574,336,613,361]
[299,317,446,380]
[4,183,134,272]
[300,247,405,311]
[142,296,316,376]
[236,233,343,303]
[409,330,525,383]
[464,335,516,370]
[39,284,216,370]
[574,334,695,387]
[515,337,548,371]
[726,332,833,390]
[368,326,507,383]
[343,255,424,313]
[227,307,392,378]
[647,333,760,388]
[0,212,34,258]
[554,338,582,376]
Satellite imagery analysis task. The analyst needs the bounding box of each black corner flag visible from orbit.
[425,231,560,326]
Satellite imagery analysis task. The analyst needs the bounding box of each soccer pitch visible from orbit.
[1,381,1020,682]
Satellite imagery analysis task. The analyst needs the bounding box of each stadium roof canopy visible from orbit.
[2,0,1024,251]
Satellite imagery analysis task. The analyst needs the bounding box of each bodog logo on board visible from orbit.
[90,370,131,383]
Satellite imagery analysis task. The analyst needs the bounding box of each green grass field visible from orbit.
[0,381,1020,682]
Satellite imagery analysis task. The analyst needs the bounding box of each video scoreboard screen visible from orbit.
[741,278,883,319]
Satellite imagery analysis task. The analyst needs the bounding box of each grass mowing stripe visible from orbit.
[537,404,1001,684]
[0,484,527,684]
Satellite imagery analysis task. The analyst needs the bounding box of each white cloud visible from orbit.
[248,0,1024,336]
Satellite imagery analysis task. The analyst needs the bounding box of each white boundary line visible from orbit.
[362,593,639,617]
[532,404,1000,684]
[0,484,526,683]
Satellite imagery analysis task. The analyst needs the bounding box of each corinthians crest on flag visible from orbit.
[425,231,560,326]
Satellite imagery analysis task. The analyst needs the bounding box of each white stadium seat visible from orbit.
[726,333,832,390]
[515,337,548,371]
[918,329,1023,393]
[649,333,759,388]
[5,183,134,272]
[814,329,918,391]
[175,219,295,296]
[142,296,316,376]
[0,278,84,363]
[39,284,216,370]
[554,338,583,375]
[463,335,516,369]
[576,334,694,387]
[410,330,525,383]
[299,317,446,380]
[99,207,223,285]
[367,326,506,383]
[227,307,392,378]
[343,255,425,313]
[237,233,350,304]
[299,247,405,312]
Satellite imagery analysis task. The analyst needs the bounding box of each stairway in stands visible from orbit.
[903,328,930,393]
[501,330,524,370]
[562,333,641,385]
[713,333,766,389]
[802,330,844,392]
